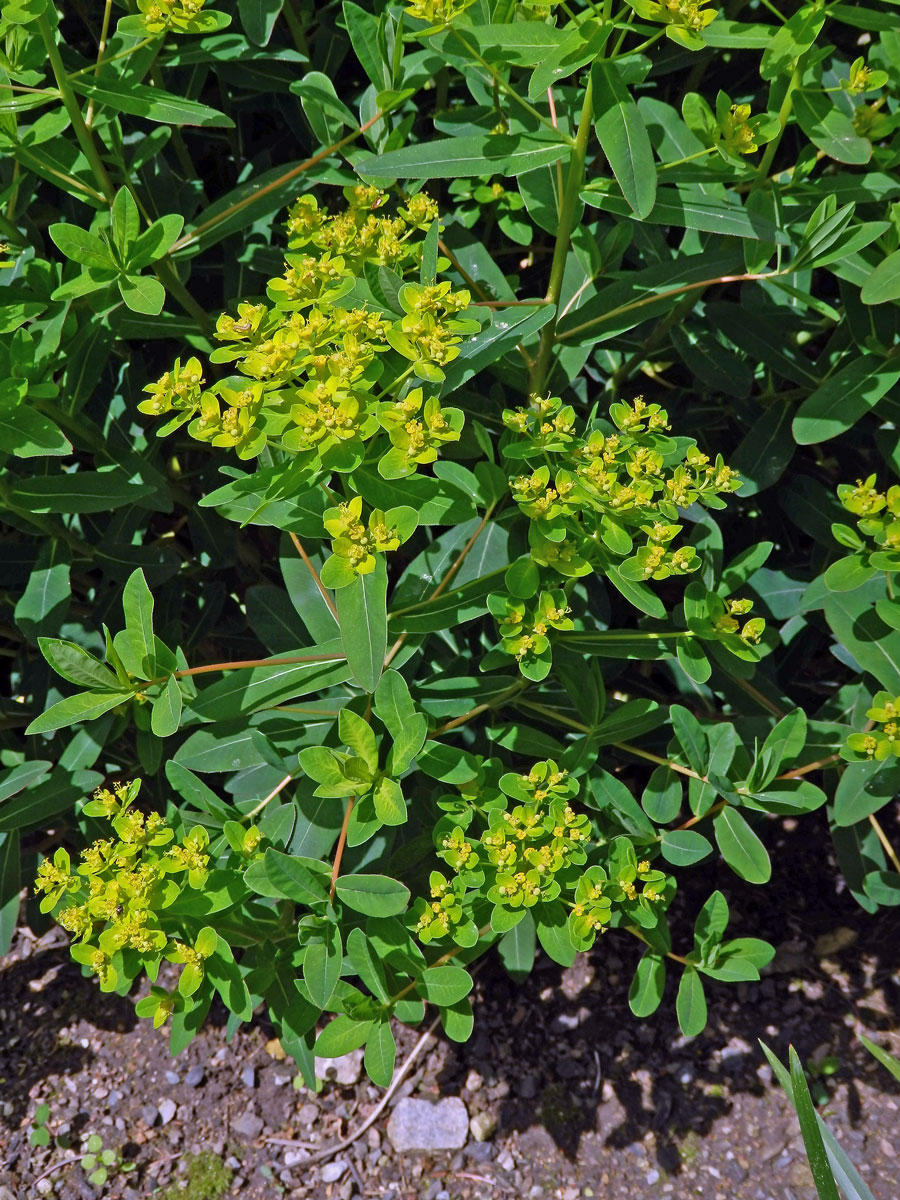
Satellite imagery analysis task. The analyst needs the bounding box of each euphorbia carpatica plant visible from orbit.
[30,186,818,1086]
[14,0,897,1089]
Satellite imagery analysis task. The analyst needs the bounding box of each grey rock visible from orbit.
[158,1098,177,1126]
[387,1097,469,1152]
[469,1111,497,1142]
[241,1066,256,1089]
[284,1149,309,1167]
[231,1111,264,1139]
[184,1065,205,1087]
[466,1141,494,1163]
[516,1075,539,1099]
[316,1048,364,1086]
[496,1148,515,1172]
[165,1070,180,1085]
[107,1090,122,1108]
[140,1104,159,1127]
[320,1161,347,1183]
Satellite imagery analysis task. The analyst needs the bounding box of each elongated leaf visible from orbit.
[336,559,388,693]
[303,924,343,1008]
[334,873,410,916]
[793,356,900,444]
[788,1046,842,1200]
[592,61,656,219]
[860,248,900,305]
[26,691,129,736]
[364,1021,397,1087]
[713,807,771,883]
[358,131,570,180]
[69,76,234,127]
[629,952,666,1017]
[417,964,473,1006]
[824,595,900,693]
[676,966,707,1036]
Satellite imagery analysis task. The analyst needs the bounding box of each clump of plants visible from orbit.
[4,0,900,1092]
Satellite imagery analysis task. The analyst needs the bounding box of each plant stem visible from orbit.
[869,813,900,878]
[37,11,115,204]
[530,73,594,395]
[289,532,339,620]
[153,256,214,336]
[244,772,297,821]
[85,0,114,127]
[329,796,356,901]
[613,741,704,783]
[752,61,802,187]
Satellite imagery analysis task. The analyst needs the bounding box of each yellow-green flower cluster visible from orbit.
[845,692,900,762]
[719,104,758,155]
[320,495,418,587]
[837,476,900,572]
[136,0,215,33]
[139,188,475,469]
[502,395,738,586]
[413,760,669,949]
[488,589,574,679]
[404,0,476,30]
[625,0,717,47]
[33,780,261,1002]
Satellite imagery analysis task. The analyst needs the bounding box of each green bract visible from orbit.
[3,0,900,1091]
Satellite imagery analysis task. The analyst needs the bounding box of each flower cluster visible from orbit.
[719,104,758,155]
[627,0,718,47]
[404,0,476,30]
[33,781,261,1005]
[135,0,220,34]
[836,476,900,572]
[320,495,417,587]
[488,589,574,680]
[139,188,475,468]
[845,692,900,762]
[411,760,669,949]
[502,392,738,580]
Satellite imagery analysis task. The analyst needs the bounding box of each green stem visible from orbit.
[529,73,594,396]
[37,11,115,204]
[153,257,215,336]
[753,61,803,187]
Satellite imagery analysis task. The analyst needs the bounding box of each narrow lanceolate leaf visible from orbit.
[792,356,900,445]
[150,675,182,737]
[629,952,666,1017]
[336,559,388,693]
[591,61,656,219]
[364,1022,397,1088]
[68,76,235,127]
[357,132,571,180]
[122,569,156,679]
[788,1047,842,1200]
[26,691,129,736]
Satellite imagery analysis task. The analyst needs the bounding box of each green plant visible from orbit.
[762,1037,900,1200]
[158,1150,233,1200]
[79,1131,135,1188]
[4,0,900,1091]
[29,1101,51,1148]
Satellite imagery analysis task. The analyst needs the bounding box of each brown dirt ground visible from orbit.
[2,815,900,1200]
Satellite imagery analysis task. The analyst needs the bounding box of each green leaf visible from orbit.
[591,61,656,219]
[675,966,707,1036]
[337,559,387,693]
[118,273,166,315]
[150,675,182,737]
[314,1014,374,1058]
[373,776,406,826]
[670,704,707,775]
[37,638,120,690]
[0,830,21,955]
[338,709,379,772]
[26,691,128,736]
[859,1035,900,1085]
[793,356,900,444]
[375,670,427,771]
[263,849,330,906]
[303,924,343,1008]
[793,91,872,166]
[759,709,807,780]
[358,132,570,180]
[10,470,155,513]
[122,569,156,679]
[713,807,771,883]
[660,829,713,866]
[14,542,71,641]
[48,223,115,269]
[364,1021,397,1087]
[497,910,536,980]
[824,595,900,693]
[628,952,666,1017]
[860,249,900,305]
[788,1046,842,1200]
[186,644,350,720]
[417,965,473,1007]
[0,399,72,459]
[833,761,900,827]
[69,76,234,127]
[334,873,410,916]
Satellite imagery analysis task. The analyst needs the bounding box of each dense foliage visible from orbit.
[3,0,900,1089]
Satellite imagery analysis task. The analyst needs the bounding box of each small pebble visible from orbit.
[158,1099,177,1126]
[184,1066,205,1087]
[320,1161,347,1184]
[241,1066,256,1089]
[646,1169,660,1184]
[107,1090,122,1108]
[165,1070,180,1085]
[284,1149,309,1167]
